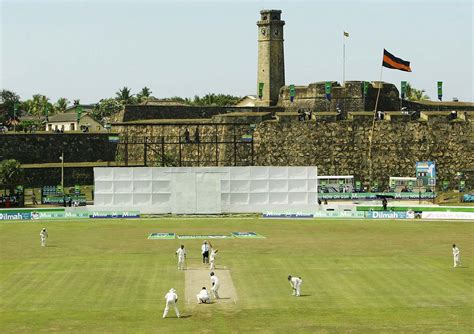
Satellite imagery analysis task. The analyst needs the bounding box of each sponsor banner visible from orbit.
[366,211,408,219]
[177,234,232,239]
[262,211,364,219]
[64,211,90,219]
[320,192,436,200]
[0,210,140,220]
[89,211,140,219]
[313,211,365,218]
[148,233,176,240]
[463,194,474,203]
[421,211,474,220]
[32,211,65,219]
[108,135,120,143]
[231,232,266,239]
[262,212,314,219]
[42,196,87,205]
[0,212,31,220]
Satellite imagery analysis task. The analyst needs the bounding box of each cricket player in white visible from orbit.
[40,228,48,247]
[288,275,303,297]
[210,272,220,299]
[163,288,180,318]
[452,244,461,268]
[176,245,186,270]
[196,287,211,304]
[209,249,218,271]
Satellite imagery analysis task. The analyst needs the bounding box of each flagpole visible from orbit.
[368,61,384,185]
[373,65,384,113]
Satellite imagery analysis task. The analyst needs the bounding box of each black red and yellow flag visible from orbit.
[382,49,412,72]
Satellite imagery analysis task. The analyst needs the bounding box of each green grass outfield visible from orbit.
[0,218,472,333]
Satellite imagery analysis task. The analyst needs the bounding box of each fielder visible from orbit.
[196,287,211,304]
[163,288,180,318]
[209,249,218,271]
[453,244,461,268]
[40,228,48,247]
[176,245,187,270]
[288,275,303,297]
[210,272,220,299]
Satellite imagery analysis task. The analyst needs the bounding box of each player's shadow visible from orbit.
[180,315,192,318]
[297,294,311,297]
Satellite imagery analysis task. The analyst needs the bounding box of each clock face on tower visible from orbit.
[261,28,266,36]
[274,29,279,36]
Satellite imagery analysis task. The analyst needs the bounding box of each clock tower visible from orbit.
[256,10,285,106]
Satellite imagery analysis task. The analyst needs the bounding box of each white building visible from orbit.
[46,113,103,132]
[234,95,257,107]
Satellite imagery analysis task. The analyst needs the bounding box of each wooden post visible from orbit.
[178,129,182,167]
[161,136,165,166]
[233,126,237,166]
[215,124,218,166]
[251,133,255,166]
[143,136,148,166]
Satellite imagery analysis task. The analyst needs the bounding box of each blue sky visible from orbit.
[1,0,472,103]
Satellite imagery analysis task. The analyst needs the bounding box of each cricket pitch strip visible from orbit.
[185,266,238,308]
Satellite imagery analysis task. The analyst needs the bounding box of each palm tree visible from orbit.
[406,83,430,101]
[0,159,23,194]
[115,87,134,105]
[136,87,153,103]
[55,98,69,113]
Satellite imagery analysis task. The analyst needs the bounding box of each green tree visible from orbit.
[137,87,152,103]
[161,96,192,104]
[55,98,69,113]
[21,94,54,118]
[406,83,430,101]
[17,119,42,133]
[115,87,135,105]
[93,98,123,121]
[191,93,241,106]
[0,90,21,123]
[0,159,23,193]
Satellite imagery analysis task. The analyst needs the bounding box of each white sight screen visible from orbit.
[93,167,318,214]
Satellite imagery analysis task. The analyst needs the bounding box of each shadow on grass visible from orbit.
[180,315,192,318]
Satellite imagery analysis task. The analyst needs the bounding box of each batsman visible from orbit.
[175,245,187,270]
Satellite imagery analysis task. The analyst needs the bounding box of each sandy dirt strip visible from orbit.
[185,266,238,308]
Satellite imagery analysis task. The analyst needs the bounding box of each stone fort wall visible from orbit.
[0,133,118,187]
[113,117,473,189]
[278,81,474,117]
[0,133,118,164]
[1,116,472,190]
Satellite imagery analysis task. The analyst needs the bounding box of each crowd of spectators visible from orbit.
[0,194,22,208]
